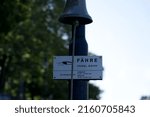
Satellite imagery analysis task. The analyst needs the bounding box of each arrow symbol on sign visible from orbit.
[60,61,72,65]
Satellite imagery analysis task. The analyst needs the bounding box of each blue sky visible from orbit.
[86,0,150,100]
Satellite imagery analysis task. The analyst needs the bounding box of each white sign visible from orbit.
[53,56,103,80]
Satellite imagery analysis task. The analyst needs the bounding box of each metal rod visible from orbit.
[70,25,89,100]
[70,21,79,100]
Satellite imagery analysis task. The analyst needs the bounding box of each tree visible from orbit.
[0,0,102,99]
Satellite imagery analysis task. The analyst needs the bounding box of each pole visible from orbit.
[69,25,89,100]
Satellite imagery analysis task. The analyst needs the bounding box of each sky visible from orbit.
[86,0,150,100]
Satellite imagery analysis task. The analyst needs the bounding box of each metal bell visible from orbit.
[59,0,93,25]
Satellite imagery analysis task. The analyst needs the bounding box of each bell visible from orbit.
[59,0,93,25]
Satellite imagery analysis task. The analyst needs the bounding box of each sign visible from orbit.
[53,56,103,80]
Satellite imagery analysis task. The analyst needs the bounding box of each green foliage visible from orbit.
[89,83,103,100]
[0,0,102,99]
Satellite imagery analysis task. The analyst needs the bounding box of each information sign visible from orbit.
[53,56,103,80]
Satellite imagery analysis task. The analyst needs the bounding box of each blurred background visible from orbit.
[0,0,149,100]
[87,0,150,100]
[0,0,102,100]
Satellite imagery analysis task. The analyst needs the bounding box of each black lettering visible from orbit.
[19,105,26,113]
[76,57,97,63]
[30,106,35,113]
[55,107,59,113]
[85,58,89,62]
[81,58,84,62]
[47,107,51,113]
[15,107,19,113]
[77,58,80,62]
[60,107,64,113]
[65,105,70,113]
[34,106,38,113]
[42,107,47,113]
[37,107,42,113]
[94,58,97,62]
[51,106,55,113]
[90,58,93,62]
[14,105,71,114]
